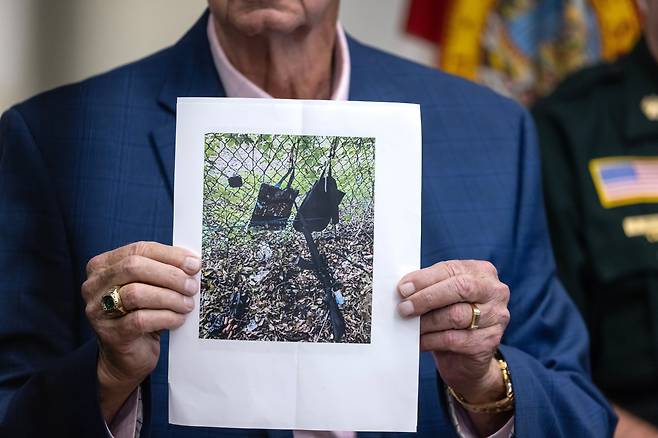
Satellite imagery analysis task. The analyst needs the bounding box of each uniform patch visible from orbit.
[623,214,658,242]
[589,157,658,208]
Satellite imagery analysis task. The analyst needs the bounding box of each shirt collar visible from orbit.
[206,14,350,100]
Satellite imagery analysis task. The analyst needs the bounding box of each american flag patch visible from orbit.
[589,157,658,208]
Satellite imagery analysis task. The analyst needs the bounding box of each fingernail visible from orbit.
[183,257,202,272]
[398,300,415,317]
[185,278,198,295]
[183,296,194,310]
[399,282,416,297]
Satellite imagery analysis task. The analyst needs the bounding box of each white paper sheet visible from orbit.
[170,98,422,432]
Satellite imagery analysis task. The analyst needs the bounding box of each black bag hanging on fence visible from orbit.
[293,140,345,233]
[249,151,298,230]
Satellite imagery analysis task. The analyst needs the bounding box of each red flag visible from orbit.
[404,0,452,45]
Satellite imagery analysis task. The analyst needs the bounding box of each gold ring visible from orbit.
[468,303,481,330]
[101,286,127,316]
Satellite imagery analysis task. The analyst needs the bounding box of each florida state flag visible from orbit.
[406,0,641,105]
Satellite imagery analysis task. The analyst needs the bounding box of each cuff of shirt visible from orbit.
[446,388,515,438]
[104,386,140,438]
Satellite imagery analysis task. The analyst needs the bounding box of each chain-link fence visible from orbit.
[200,133,375,343]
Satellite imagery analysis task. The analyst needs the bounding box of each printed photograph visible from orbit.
[200,133,375,343]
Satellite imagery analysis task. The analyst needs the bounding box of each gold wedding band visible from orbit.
[101,285,127,316]
[468,303,481,330]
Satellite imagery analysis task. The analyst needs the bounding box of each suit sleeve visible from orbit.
[498,110,616,437]
[0,108,109,437]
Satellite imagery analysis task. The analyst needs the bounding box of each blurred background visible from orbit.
[0,0,643,111]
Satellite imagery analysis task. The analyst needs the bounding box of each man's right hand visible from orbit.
[82,241,201,422]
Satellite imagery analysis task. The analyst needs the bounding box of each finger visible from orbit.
[420,302,484,334]
[398,274,495,317]
[87,241,201,277]
[420,301,508,334]
[115,309,187,341]
[88,255,199,299]
[398,260,497,298]
[85,282,195,321]
[119,283,195,314]
[420,325,503,355]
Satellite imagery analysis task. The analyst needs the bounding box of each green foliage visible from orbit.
[202,132,375,238]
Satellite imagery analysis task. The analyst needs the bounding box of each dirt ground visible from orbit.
[199,220,373,343]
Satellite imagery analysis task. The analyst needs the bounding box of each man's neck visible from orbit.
[212,16,337,100]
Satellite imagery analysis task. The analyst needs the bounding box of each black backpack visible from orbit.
[293,139,344,233]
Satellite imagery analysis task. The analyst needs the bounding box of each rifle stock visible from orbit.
[294,206,346,341]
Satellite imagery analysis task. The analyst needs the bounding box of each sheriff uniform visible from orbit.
[533,37,658,425]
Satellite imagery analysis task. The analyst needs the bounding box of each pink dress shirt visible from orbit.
[106,14,514,438]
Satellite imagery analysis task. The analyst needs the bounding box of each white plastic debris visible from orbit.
[251,269,270,283]
[245,320,258,333]
[256,243,273,261]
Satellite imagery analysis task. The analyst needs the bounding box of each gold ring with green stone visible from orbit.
[101,285,127,316]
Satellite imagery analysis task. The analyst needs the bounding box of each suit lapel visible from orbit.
[149,124,177,200]
[150,9,226,199]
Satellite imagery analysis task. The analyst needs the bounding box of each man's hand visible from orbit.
[82,241,201,422]
[397,260,511,435]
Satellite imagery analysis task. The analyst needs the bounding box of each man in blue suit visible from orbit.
[0,1,615,437]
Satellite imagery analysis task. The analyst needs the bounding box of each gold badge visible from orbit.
[641,94,658,121]
[623,214,658,242]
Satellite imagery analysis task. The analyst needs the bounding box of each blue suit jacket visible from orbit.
[0,11,615,437]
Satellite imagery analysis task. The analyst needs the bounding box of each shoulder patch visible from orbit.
[589,156,658,208]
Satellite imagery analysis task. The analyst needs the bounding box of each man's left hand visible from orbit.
[397,260,511,404]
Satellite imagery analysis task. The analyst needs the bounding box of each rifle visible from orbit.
[294,202,346,342]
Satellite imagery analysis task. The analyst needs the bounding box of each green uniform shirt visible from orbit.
[533,38,658,424]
